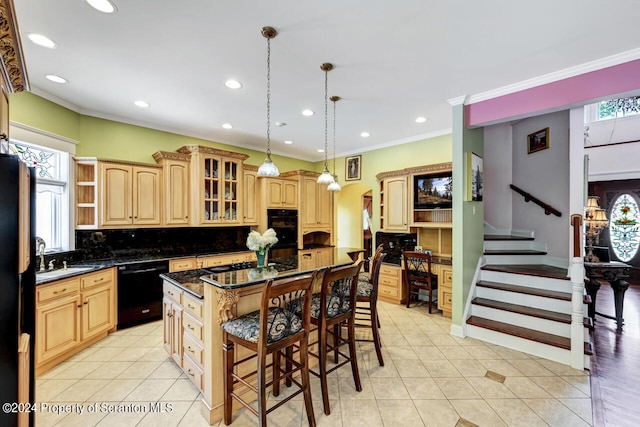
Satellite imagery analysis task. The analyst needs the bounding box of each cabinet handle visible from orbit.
[188,304,195,309]
[187,346,194,353]
[168,291,174,296]
[167,312,173,318]
[188,324,195,330]
[77,304,82,308]
[53,288,68,294]
[93,277,104,283]
[83,301,89,305]
[187,369,195,377]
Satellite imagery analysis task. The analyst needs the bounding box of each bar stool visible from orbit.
[308,262,363,415]
[221,272,318,427]
[354,248,387,366]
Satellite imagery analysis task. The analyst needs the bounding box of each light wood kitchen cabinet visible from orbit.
[380,175,408,231]
[299,174,333,231]
[178,145,249,226]
[154,151,191,226]
[99,161,162,227]
[35,267,116,374]
[74,158,98,229]
[435,264,453,317]
[197,251,256,268]
[298,247,334,271]
[163,282,183,366]
[377,263,404,304]
[243,166,259,225]
[169,258,198,272]
[163,281,204,391]
[263,178,298,209]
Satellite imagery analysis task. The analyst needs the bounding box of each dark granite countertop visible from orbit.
[161,248,360,297]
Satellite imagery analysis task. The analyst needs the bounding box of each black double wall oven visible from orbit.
[267,209,298,258]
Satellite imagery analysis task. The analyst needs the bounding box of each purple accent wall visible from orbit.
[466,59,640,127]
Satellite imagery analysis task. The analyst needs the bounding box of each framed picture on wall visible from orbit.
[345,155,361,181]
[527,127,549,154]
[466,152,483,201]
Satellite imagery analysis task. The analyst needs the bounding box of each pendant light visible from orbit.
[317,63,335,185]
[257,26,280,177]
[327,95,341,192]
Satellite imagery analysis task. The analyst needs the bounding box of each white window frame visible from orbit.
[9,122,78,252]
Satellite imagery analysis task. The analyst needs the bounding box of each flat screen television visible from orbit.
[413,172,453,209]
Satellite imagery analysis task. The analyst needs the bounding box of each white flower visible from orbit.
[246,228,279,253]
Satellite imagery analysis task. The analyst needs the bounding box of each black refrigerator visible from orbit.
[0,153,36,427]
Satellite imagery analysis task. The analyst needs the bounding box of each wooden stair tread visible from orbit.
[484,234,534,241]
[468,316,592,355]
[467,315,571,349]
[472,297,593,328]
[476,280,571,301]
[481,264,569,280]
[484,249,547,255]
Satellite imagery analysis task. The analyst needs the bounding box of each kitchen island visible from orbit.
[160,247,360,424]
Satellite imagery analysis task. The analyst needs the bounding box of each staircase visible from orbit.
[465,232,592,367]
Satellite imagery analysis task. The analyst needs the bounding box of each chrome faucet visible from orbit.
[37,237,46,272]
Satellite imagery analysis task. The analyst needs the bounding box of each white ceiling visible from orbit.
[13,0,640,162]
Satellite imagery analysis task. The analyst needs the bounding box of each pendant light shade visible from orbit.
[257,26,280,177]
[327,95,341,192]
[317,63,334,185]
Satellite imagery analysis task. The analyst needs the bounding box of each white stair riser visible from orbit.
[479,270,571,293]
[469,305,570,337]
[483,254,548,264]
[466,324,572,366]
[483,240,544,251]
[475,286,572,313]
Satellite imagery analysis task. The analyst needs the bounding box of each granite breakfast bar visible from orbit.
[160,248,359,424]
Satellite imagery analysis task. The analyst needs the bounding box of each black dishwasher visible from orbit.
[117,260,169,329]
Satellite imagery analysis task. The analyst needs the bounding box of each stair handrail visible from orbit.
[509,184,562,217]
[570,214,583,258]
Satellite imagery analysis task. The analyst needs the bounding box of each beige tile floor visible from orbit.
[35,301,593,426]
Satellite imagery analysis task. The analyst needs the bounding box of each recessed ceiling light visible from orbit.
[360,132,370,138]
[275,122,286,127]
[224,79,242,89]
[302,109,314,117]
[284,140,293,145]
[317,149,324,153]
[222,123,233,129]
[134,100,149,108]
[415,116,427,123]
[86,0,117,13]
[27,33,56,49]
[45,74,67,84]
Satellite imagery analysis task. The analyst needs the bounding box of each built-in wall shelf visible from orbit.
[74,157,98,229]
[412,208,452,226]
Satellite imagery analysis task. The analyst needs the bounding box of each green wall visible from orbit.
[452,103,484,331]
[9,91,312,171]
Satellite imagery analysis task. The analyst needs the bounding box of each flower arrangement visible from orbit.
[246,228,278,255]
[614,205,637,226]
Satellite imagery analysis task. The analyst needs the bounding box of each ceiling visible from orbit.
[12,0,640,162]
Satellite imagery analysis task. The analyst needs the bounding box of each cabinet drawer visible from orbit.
[183,333,204,365]
[182,354,204,391]
[80,268,113,290]
[183,293,203,319]
[379,285,399,298]
[37,278,79,303]
[442,290,453,309]
[379,275,399,288]
[380,264,401,278]
[163,282,183,304]
[183,312,203,341]
[442,268,453,285]
[169,258,197,272]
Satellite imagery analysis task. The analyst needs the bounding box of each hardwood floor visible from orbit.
[591,280,640,426]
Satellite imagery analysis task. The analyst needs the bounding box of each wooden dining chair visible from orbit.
[402,250,438,313]
[221,272,318,427]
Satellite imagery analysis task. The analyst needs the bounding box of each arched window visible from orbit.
[609,193,640,262]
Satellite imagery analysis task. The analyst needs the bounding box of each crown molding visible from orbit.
[467,48,640,104]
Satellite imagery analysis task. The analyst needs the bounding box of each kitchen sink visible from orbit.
[36,266,97,280]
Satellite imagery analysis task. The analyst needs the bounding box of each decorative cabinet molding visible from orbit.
[243,165,259,225]
[0,0,28,93]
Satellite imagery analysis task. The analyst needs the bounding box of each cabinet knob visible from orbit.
[83,301,89,305]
